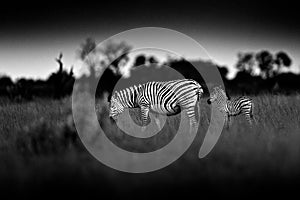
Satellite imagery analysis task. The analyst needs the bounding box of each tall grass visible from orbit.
[0,94,300,197]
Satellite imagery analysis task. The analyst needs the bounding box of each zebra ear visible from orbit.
[225,90,231,100]
[138,84,143,91]
[213,86,219,91]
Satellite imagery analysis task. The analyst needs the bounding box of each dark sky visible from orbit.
[1,0,299,79]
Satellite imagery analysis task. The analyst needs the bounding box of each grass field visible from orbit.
[0,94,300,198]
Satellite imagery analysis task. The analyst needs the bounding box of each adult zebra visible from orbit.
[207,86,254,127]
[109,79,204,130]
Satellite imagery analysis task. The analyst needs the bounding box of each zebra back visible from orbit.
[227,96,253,116]
[137,79,203,110]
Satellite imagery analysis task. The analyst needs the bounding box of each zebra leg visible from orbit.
[196,102,201,123]
[243,107,254,126]
[224,114,230,129]
[250,114,256,125]
[186,106,198,134]
[140,106,150,131]
[227,114,232,128]
[249,103,256,125]
[190,103,201,133]
[245,113,253,126]
[187,108,196,126]
[153,116,161,130]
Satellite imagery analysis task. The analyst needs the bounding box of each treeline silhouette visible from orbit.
[0,39,299,101]
[0,53,75,101]
[227,50,298,95]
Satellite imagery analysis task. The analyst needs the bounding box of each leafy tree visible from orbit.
[78,37,97,61]
[0,75,14,86]
[148,56,159,64]
[0,75,14,98]
[77,38,132,77]
[235,50,293,79]
[77,39,132,97]
[235,52,256,75]
[274,51,292,75]
[255,50,274,78]
[133,54,146,67]
[99,40,132,70]
[77,37,99,79]
[217,65,229,79]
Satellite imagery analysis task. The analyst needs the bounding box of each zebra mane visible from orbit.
[110,84,141,106]
[213,86,230,100]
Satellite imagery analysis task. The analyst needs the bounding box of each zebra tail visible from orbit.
[197,87,203,101]
[250,99,254,117]
[250,99,256,124]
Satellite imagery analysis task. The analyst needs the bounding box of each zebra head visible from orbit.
[207,86,227,104]
[109,93,124,120]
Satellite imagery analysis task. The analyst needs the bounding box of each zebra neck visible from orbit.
[117,85,139,109]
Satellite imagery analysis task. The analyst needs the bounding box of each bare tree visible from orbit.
[55,52,63,73]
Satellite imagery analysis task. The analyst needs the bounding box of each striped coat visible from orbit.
[109,79,203,128]
[207,86,254,126]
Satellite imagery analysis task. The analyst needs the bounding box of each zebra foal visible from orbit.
[207,86,254,127]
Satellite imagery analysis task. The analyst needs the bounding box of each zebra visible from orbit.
[109,79,204,131]
[207,86,254,127]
